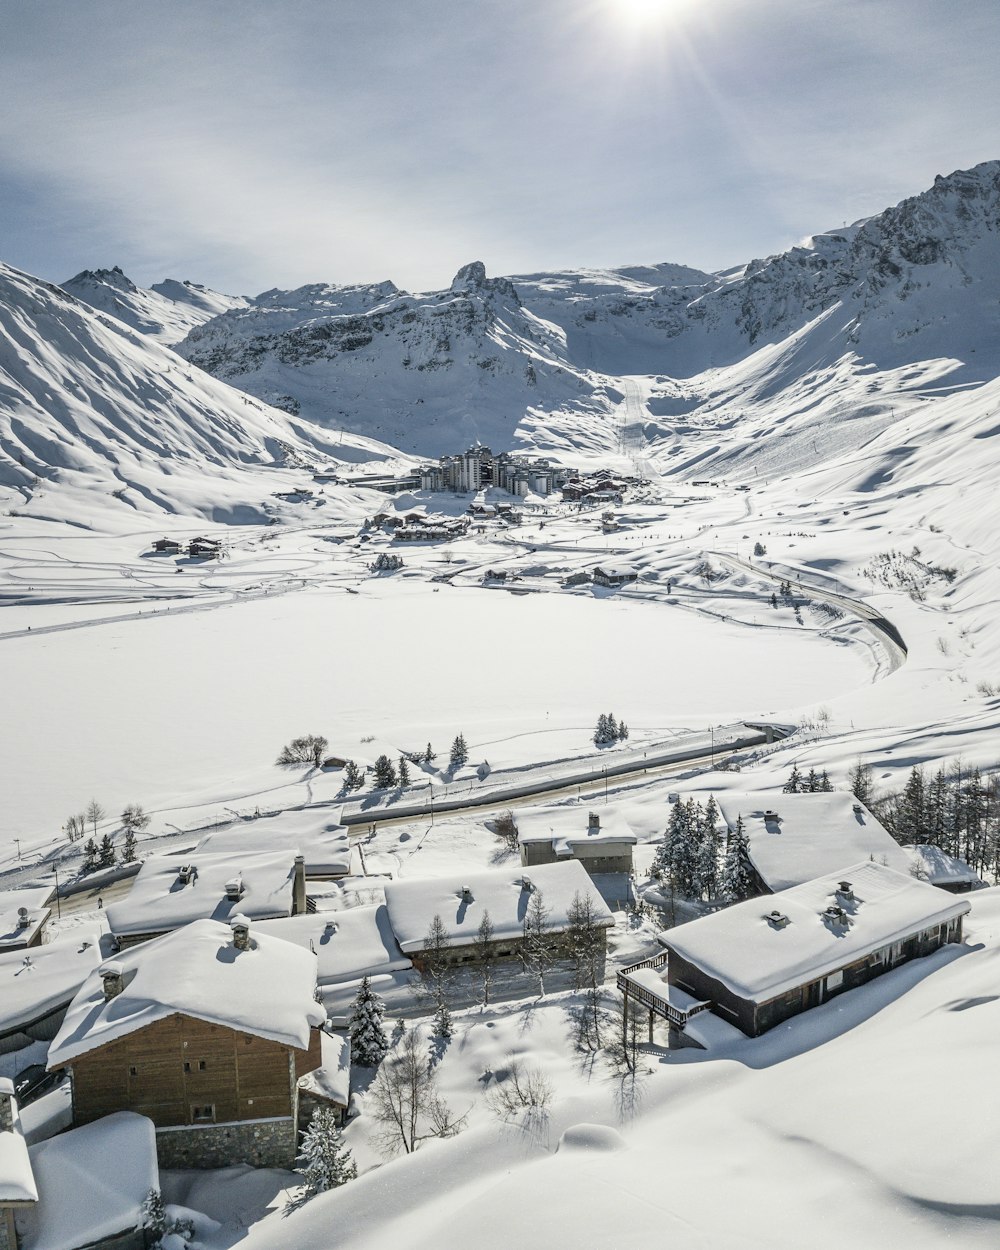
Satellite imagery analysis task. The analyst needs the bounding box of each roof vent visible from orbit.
[588,811,601,832]
[230,914,252,951]
[521,875,534,892]
[16,906,30,929]
[852,803,863,814]
[460,886,474,902]
[99,961,125,1000]
[836,881,854,900]
[224,874,244,902]
[824,904,848,924]
[177,864,197,885]
[763,810,780,822]
[765,910,790,928]
[324,919,338,934]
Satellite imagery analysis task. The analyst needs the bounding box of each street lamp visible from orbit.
[51,864,62,919]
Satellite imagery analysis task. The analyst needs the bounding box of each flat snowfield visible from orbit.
[0,580,871,839]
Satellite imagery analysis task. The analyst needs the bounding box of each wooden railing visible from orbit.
[618,951,710,1027]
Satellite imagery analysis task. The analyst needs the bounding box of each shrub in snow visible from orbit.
[277,734,328,767]
[349,976,388,1068]
[141,1189,167,1238]
[486,1056,552,1120]
[296,1106,357,1200]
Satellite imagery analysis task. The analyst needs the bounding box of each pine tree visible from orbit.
[423,914,453,1011]
[81,837,99,874]
[696,796,722,898]
[97,833,117,869]
[343,759,364,791]
[449,733,468,769]
[433,1000,452,1039]
[782,764,803,794]
[593,714,610,746]
[296,1106,357,1199]
[806,768,819,793]
[398,755,411,786]
[606,713,618,740]
[373,754,398,789]
[141,1189,167,1238]
[121,827,138,864]
[719,815,755,902]
[819,769,833,792]
[848,759,875,806]
[349,976,388,1068]
[423,742,435,765]
[618,721,629,742]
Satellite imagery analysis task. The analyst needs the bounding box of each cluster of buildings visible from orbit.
[150,535,221,559]
[418,447,574,497]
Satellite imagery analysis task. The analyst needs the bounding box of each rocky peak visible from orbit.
[450,261,521,305]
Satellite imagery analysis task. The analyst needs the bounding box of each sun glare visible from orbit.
[616,0,680,27]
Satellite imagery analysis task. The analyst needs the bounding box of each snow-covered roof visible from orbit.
[106,849,298,937]
[384,861,614,953]
[714,791,910,892]
[907,844,981,887]
[0,927,105,1038]
[16,1112,156,1250]
[0,1079,37,1204]
[256,906,411,986]
[661,860,971,1004]
[48,918,325,1067]
[196,824,352,877]
[516,803,637,853]
[0,887,54,951]
[298,1030,351,1107]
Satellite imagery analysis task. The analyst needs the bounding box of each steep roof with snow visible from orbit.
[714,791,910,892]
[196,824,352,877]
[516,803,637,853]
[0,927,104,1037]
[105,849,298,937]
[383,860,614,953]
[297,1030,351,1107]
[661,860,970,1003]
[17,1112,156,1250]
[0,1079,37,1204]
[907,844,981,888]
[256,906,410,986]
[48,918,325,1067]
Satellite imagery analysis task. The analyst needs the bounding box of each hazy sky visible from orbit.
[2,0,1000,295]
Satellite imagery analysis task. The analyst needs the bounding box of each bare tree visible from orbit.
[121,803,150,832]
[566,890,606,1049]
[491,810,519,853]
[422,914,454,1013]
[276,735,328,767]
[84,799,106,839]
[64,813,87,844]
[520,888,552,996]
[367,1025,466,1156]
[475,909,497,1007]
[486,1056,552,1121]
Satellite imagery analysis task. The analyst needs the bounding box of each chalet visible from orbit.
[517,806,636,876]
[46,918,327,1169]
[0,889,54,954]
[383,860,614,978]
[0,929,104,1053]
[296,1031,352,1129]
[151,537,182,554]
[713,792,911,894]
[0,1080,36,1250]
[5,1112,158,1250]
[187,537,220,558]
[592,563,638,588]
[906,844,982,893]
[195,825,352,881]
[106,850,306,948]
[659,861,970,1037]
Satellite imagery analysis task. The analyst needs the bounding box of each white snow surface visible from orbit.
[255,907,411,987]
[516,802,637,851]
[297,1030,351,1108]
[383,859,613,953]
[48,918,325,1066]
[908,844,982,887]
[0,886,54,951]
[0,928,104,1035]
[713,790,911,891]
[661,860,970,1003]
[17,1112,157,1250]
[196,823,351,878]
[105,849,298,937]
[0,1081,36,1203]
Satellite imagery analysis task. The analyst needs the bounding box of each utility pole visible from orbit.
[51,865,62,919]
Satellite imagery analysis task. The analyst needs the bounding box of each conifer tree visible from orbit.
[593,714,610,746]
[848,759,875,806]
[373,754,398,789]
[819,769,833,792]
[398,755,411,786]
[97,833,117,869]
[343,759,364,791]
[121,827,138,864]
[296,1106,357,1199]
[349,976,388,1068]
[423,742,435,765]
[606,713,618,740]
[719,815,755,902]
[782,764,803,794]
[449,733,468,769]
[618,721,629,742]
[141,1189,167,1238]
[806,768,819,793]
[433,1000,452,1039]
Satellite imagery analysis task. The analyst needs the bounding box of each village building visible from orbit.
[592,563,638,588]
[105,850,306,948]
[0,890,54,955]
[195,825,352,881]
[0,1080,36,1250]
[383,860,614,978]
[657,861,970,1038]
[0,928,105,1055]
[151,537,182,554]
[5,1111,158,1250]
[187,536,220,558]
[296,1031,352,1129]
[906,844,982,893]
[713,791,911,894]
[46,917,327,1169]
[517,806,636,876]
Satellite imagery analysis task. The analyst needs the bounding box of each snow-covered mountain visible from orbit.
[62,266,250,345]
[0,262,395,525]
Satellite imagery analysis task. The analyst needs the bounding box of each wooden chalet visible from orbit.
[592,563,637,588]
[47,918,327,1169]
[151,537,182,554]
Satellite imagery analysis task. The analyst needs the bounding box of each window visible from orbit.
[190,1104,215,1124]
[183,1060,207,1073]
[825,970,844,994]
[128,1065,138,1076]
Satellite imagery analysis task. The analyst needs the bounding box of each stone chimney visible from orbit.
[99,961,125,1001]
[230,914,252,951]
[0,1077,14,1131]
[293,855,307,915]
[588,812,601,834]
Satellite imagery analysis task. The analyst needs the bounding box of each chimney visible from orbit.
[460,886,474,902]
[837,881,854,901]
[293,855,307,915]
[521,875,534,892]
[230,914,252,951]
[0,1077,13,1132]
[177,864,197,885]
[99,961,125,1001]
[16,906,30,930]
[224,874,244,902]
[588,811,600,834]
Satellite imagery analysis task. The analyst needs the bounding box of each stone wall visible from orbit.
[0,1207,16,1250]
[155,1116,296,1170]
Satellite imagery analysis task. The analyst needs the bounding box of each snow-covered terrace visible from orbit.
[48,918,325,1067]
[714,791,911,892]
[106,849,299,938]
[659,860,971,1004]
[384,860,613,953]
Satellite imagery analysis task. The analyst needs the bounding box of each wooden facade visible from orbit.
[667,913,966,1038]
[61,1012,321,1130]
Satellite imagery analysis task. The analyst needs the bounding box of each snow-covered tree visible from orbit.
[474,909,496,1007]
[617,721,629,741]
[97,833,116,869]
[121,827,138,864]
[449,733,468,769]
[343,759,364,791]
[520,888,552,995]
[593,713,610,746]
[81,837,99,874]
[423,914,453,1010]
[398,755,411,786]
[349,976,388,1068]
[423,742,435,765]
[433,1001,452,1039]
[782,764,803,794]
[848,759,875,806]
[372,754,398,789]
[296,1106,357,1199]
[141,1189,166,1238]
[719,815,755,903]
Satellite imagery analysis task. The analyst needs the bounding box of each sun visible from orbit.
[615,0,680,26]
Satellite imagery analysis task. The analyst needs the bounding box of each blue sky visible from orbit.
[2,0,1000,294]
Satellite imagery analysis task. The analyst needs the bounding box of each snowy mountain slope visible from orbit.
[178,261,609,456]
[0,262,395,525]
[62,266,250,345]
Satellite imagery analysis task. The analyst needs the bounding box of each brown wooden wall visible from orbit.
[67,1013,321,1129]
